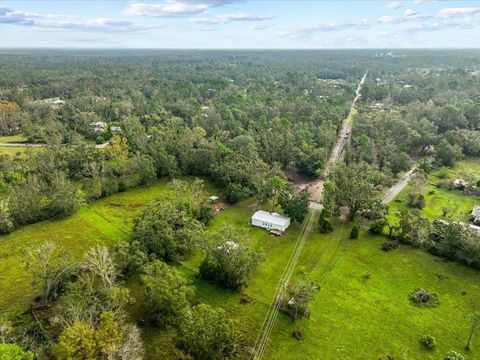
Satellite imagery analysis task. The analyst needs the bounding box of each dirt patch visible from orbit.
[213,201,230,212]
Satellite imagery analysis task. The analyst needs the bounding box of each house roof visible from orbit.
[252,210,290,227]
[209,195,219,201]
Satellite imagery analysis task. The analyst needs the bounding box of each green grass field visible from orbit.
[0,170,479,359]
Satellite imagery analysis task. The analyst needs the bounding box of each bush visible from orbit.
[350,224,359,239]
[437,167,449,179]
[444,351,464,360]
[0,343,34,360]
[410,288,440,308]
[95,135,105,144]
[407,192,426,209]
[381,241,399,252]
[369,220,385,235]
[421,335,436,350]
[319,209,334,233]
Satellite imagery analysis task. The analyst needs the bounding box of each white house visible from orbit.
[251,210,291,232]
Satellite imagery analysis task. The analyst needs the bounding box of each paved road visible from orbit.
[0,142,110,149]
[381,166,417,204]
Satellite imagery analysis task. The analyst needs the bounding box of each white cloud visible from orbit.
[378,15,397,24]
[413,0,437,5]
[0,5,164,33]
[403,9,416,17]
[123,1,234,17]
[385,1,401,10]
[189,12,275,24]
[438,7,480,18]
[249,23,272,30]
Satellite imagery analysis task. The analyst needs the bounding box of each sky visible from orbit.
[0,0,479,48]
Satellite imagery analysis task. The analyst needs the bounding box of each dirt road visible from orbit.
[252,71,368,360]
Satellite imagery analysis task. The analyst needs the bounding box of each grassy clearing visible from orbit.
[0,146,29,156]
[0,134,28,143]
[0,178,204,315]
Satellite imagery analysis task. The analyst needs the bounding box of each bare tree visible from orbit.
[466,311,480,350]
[84,246,117,291]
[24,241,76,303]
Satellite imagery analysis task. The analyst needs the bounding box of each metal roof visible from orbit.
[251,210,290,227]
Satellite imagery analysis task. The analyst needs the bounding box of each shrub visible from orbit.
[350,224,359,239]
[0,343,34,360]
[436,167,449,179]
[444,351,464,360]
[421,335,436,350]
[319,208,334,233]
[381,241,399,252]
[369,220,385,235]
[409,288,440,308]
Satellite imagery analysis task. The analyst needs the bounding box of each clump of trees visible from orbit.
[131,194,204,263]
[2,243,144,358]
[279,281,317,321]
[176,304,239,360]
[141,260,194,327]
[428,222,480,270]
[199,226,264,290]
[328,162,386,221]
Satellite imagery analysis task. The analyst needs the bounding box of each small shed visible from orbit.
[209,195,219,204]
[251,210,291,232]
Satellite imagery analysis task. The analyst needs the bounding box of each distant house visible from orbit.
[472,205,480,224]
[42,97,65,106]
[110,126,122,134]
[90,121,107,132]
[251,210,291,232]
[209,195,219,203]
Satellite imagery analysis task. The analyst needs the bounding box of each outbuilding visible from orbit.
[251,210,291,232]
